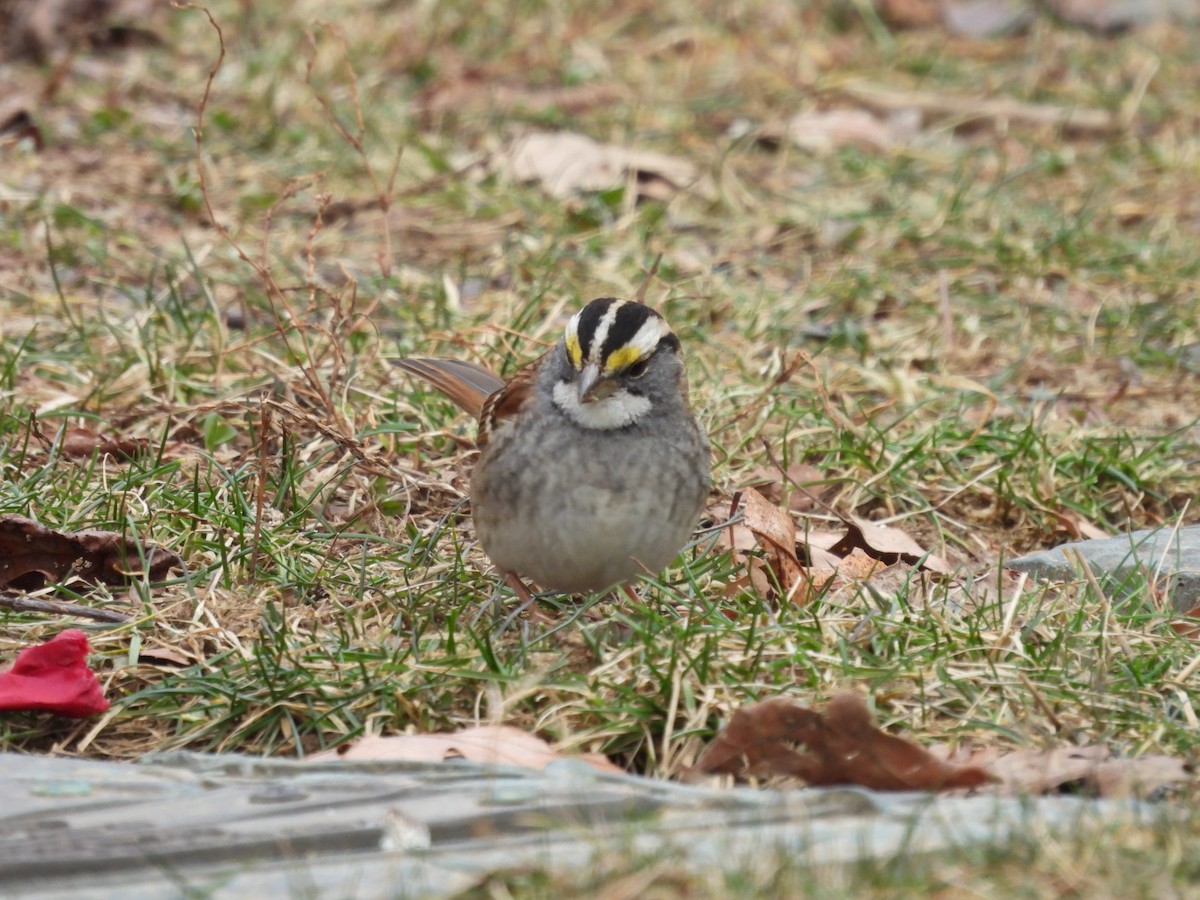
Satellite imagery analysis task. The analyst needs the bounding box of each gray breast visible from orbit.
[471,410,709,594]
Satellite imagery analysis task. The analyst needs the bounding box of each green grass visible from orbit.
[2,0,1200,893]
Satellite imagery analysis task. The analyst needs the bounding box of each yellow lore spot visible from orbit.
[604,345,642,375]
[566,333,583,369]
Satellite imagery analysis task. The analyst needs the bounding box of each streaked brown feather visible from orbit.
[476,359,539,448]
[393,355,540,449]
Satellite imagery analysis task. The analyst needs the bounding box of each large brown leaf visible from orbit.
[693,693,995,792]
[0,515,182,591]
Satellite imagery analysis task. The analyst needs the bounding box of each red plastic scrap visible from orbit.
[0,629,109,716]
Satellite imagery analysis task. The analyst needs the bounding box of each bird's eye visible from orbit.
[625,358,650,379]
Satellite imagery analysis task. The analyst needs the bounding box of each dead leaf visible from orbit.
[797,529,845,570]
[135,644,198,667]
[785,108,921,155]
[737,488,808,600]
[801,543,843,571]
[0,99,43,151]
[941,0,1035,36]
[57,426,149,460]
[711,497,757,551]
[740,462,826,514]
[0,515,183,591]
[837,548,889,581]
[1170,604,1200,639]
[716,491,909,604]
[692,693,996,791]
[740,488,796,557]
[790,566,837,603]
[875,0,943,26]
[2,0,161,62]
[711,497,770,602]
[1086,755,1193,798]
[1037,504,1110,542]
[309,725,622,774]
[830,517,954,575]
[498,131,707,201]
[982,746,1193,798]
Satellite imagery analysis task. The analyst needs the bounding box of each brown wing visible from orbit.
[475,357,540,449]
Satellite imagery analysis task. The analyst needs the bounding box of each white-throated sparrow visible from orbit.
[395,297,710,600]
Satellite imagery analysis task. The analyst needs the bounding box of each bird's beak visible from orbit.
[577,363,615,403]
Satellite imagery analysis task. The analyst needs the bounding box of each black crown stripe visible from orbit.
[600,302,661,361]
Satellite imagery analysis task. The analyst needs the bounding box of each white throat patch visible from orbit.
[552,380,651,430]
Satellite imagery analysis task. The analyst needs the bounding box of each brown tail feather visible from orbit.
[391,357,504,420]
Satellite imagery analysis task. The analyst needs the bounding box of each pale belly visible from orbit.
[471,427,708,593]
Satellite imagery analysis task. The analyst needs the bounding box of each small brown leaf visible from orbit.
[785,108,920,155]
[722,557,775,603]
[874,0,942,26]
[58,427,149,460]
[136,644,198,667]
[744,556,775,600]
[693,693,996,792]
[1039,504,1111,542]
[0,515,182,591]
[1170,604,1200,639]
[738,488,808,600]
